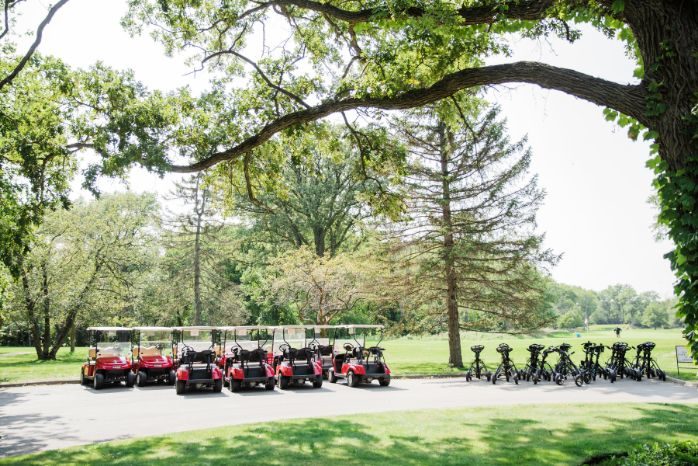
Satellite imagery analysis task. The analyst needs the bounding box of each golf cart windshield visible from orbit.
[272,327,308,353]
[95,330,131,357]
[179,329,214,352]
[229,329,257,352]
[348,326,384,349]
[138,330,172,357]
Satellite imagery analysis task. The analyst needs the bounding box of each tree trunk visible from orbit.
[313,227,326,257]
[193,177,205,326]
[69,322,76,353]
[439,123,463,368]
[41,261,52,360]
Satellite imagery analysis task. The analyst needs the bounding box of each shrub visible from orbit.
[619,440,698,465]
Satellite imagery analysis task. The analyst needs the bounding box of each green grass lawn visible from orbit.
[0,346,86,383]
[2,403,696,465]
[1,326,695,384]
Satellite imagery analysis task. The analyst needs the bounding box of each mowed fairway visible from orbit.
[1,403,697,465]
[0,327,694,384]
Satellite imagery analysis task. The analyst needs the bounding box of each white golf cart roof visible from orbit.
[346,325,385,329]
[132,326,172,331]
[312,325,348,329]
[86,327,131,331]
[276,325,316,330]
[218,325,276,331]
[172,326,217,331]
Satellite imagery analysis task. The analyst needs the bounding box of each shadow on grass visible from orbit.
[4,404,697,465]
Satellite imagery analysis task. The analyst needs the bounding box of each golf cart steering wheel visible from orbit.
[343,342,354,352]
[308,342,319,351]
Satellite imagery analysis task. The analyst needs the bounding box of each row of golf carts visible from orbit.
[80,325,391,394]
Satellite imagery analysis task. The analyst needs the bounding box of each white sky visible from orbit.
[15,0,676,297]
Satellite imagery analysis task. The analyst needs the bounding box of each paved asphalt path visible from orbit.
[1,377,697,457]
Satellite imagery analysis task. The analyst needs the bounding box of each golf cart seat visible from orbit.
[318,345,332,356]
[295,348,312,360]
[249,348,267,363]
[135,346,160,357]
[183,349,214,364]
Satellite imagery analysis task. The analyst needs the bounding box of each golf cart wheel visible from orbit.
[347,371,359,388]
[231,379,242,392]
[265,378,275,390]
[379,378,390,387]
[168,370,176,386]
[176,380,186,395]
[126,371,136,388]
[80,369,85,385]
[213,378,223,393]
[279,376,290,390]
[94,372,104,390]
[137,371,148,387]
[312,375,323,388]
[328,369,338,383]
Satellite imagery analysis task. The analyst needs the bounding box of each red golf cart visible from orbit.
[273,325,323,390]
[80,327,135,389]
[173,326,223,395]
[220,326,275,392]
[131,326,176,387]
[328,324,391,387]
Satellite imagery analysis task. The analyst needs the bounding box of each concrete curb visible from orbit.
[665,375,698,387]
[0,379,79,389]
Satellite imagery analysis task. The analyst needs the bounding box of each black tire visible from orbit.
[279,376,290,390]
[137,370,148,387]
[574,375,584,387]
[176,380,186,395]
[465,374,472,382]
[80,369,86,385]
[485,372,492,382]
[328,369,338,383]
[94,372,104,390]
[213,378,223,393]
[231,379,242,392]
[313,375,323,388]
[126,371,136,388]
[168,370,176,386]
[555,374,563,385]
[347,371,359,387]
[379,378,390,387]
[514,376,519,385]
[265,378,275,390]
[533,377,539,385]
[492,370,498,384]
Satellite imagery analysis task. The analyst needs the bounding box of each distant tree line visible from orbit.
[544,282,678,330]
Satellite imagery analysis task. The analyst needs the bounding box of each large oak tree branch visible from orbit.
[0,0,71,91]
[170,61,646,173]
[265,0,596,25]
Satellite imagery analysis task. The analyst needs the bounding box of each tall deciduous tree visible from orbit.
[225,124,403,258]
[14,193,159,360]
[390,100,556,367]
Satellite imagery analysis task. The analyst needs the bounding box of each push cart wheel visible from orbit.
[574,375,584,387]
[533,377,539,385]
[312,375,323,388]
[126,371,136,388]
[213,378,223,393]
[485,372,492,382]
[279,376,290,390]
[137,371,148,387]
[379,378,390,387]
[265,378,275,390]
[94,372,104,390]
[168,370,176,386]
[555,374,563,385]
[176,380,186,395]
[465,374,472,382]
[328,369,338,383]
[514,376,519,385]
